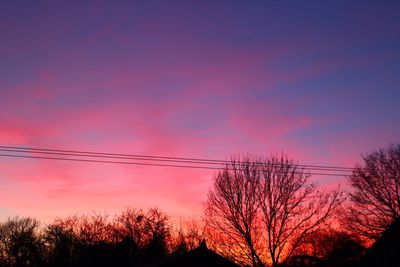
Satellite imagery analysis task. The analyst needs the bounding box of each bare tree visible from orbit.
[205,157,264,267]
[258,156,342,266]
[0,217,43,267]
[344,144,400,241]
[114,207,170,260]
[45,214,113,267]
[170,218,205,255]
[205,155,343,267]
[45,223,76,267]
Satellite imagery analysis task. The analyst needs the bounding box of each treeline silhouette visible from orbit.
[0,209,367,267]
[0,208,204,267]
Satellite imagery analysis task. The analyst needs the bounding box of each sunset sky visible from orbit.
[1,1,400,222]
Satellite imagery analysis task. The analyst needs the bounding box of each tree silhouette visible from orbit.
[344,144,400,241]
[45,222,76,267]
[292,229,365,267]
[114,207,170,262]
[205,155,343,267]
[170,219,205,255]
[206,156,263,266]
[0,217,43,267]
[43,208,171,267]
[45,214,114,267]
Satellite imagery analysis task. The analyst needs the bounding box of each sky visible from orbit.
[1,1,400,222]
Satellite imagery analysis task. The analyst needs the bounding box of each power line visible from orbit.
[0,153,350,177]
[0,148,222,167]
[0,145,355,172]
[0,145,355,177]
[0,147,351,173]
[0,153,221,170]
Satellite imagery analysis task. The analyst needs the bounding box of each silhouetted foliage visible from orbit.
[0,208,175,267]
[205,155,344,267]
[45,222,76,267]
[114,207,170,262]
[291,229,365,267]
[344,144,400,241]
[0,217,43,267]
[45,214,119,267]
[170,219,205,255]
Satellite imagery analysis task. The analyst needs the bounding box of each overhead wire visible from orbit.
[0,146,351,172]
[0,153,350,177]
[0,145,355,170]
[0,145,355,177]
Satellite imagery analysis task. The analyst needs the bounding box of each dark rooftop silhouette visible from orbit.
[160,240,240,267]
[362,218,400,267]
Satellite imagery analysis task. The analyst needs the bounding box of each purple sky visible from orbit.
[0,1,399,222]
